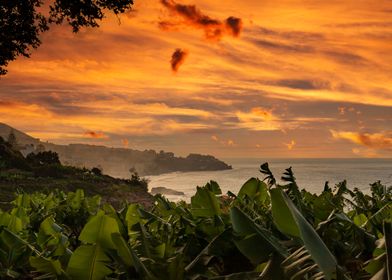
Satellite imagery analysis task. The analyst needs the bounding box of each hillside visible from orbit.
[0,137,154,208]
[0,123,232,177]
[0,122,40,145]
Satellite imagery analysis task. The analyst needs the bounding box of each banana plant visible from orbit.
[270,188,338,279]
[0,164,390,279]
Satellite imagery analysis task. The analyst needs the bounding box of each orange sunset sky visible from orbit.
[1,0,392,158]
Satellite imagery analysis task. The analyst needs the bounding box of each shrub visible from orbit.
[26,151,61,166]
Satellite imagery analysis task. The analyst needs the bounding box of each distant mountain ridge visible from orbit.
[0,122,40,145]
[0,123,232,177]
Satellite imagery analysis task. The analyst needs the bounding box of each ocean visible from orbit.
[146,158,392,201]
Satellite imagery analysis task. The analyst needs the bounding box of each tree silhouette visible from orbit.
[7,130,18,150]
[26,151,61,165]
[91,167,103,176]
[0,0,134,75]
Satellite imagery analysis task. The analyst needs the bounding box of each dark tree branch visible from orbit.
[0,0,134,75]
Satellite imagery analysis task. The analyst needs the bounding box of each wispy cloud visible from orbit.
[331,130,392,150]
[233,107,335,132]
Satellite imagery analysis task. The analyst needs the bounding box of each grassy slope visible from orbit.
[0,140,154,209]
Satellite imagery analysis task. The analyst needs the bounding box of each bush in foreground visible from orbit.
[0,164,391,279]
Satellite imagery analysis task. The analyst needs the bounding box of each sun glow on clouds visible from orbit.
[211,135,236,147]
[235,107,281,131]
[285,140,296,151]
[331,130,392,150]
[1,0,392,157]
[0,102,52,119]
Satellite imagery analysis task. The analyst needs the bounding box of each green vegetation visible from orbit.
[0,136,153,209]
[0,163,390,279]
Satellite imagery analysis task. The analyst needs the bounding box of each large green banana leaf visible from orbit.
[79,212,119,249]
[237,178,268,204]
[111,232,156,279]
[270,188,337,280]
[230,206,288,264]
[66,244,111,280]
[29,256,66,278]
[385,222,391,280]
[185,229,232,272]
[191,186,221,217]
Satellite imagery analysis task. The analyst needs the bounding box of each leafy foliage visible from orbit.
[0,163,390,279]
[26,151,61,166]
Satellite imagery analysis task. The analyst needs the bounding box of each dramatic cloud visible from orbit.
[171,48,189,72]
[84,131,108,139]
[159,0,243,41]
[1,0,392,158]
[331,130,392,150]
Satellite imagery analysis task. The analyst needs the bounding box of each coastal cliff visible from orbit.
[0,123,232,177]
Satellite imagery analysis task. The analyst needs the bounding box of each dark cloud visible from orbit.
[330,21,392,28]
[323,50,368,65]
[84,131,107,139]
[171,48,188,72]
[256,27,325,42]
[273,79,331,90]
[262,77,367,101]
[225,17,243,37]
[249,37,370,67]
[250,39,314,53]
[247,25,372,68]
[158,21,179,31]
[159,0,243,41]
